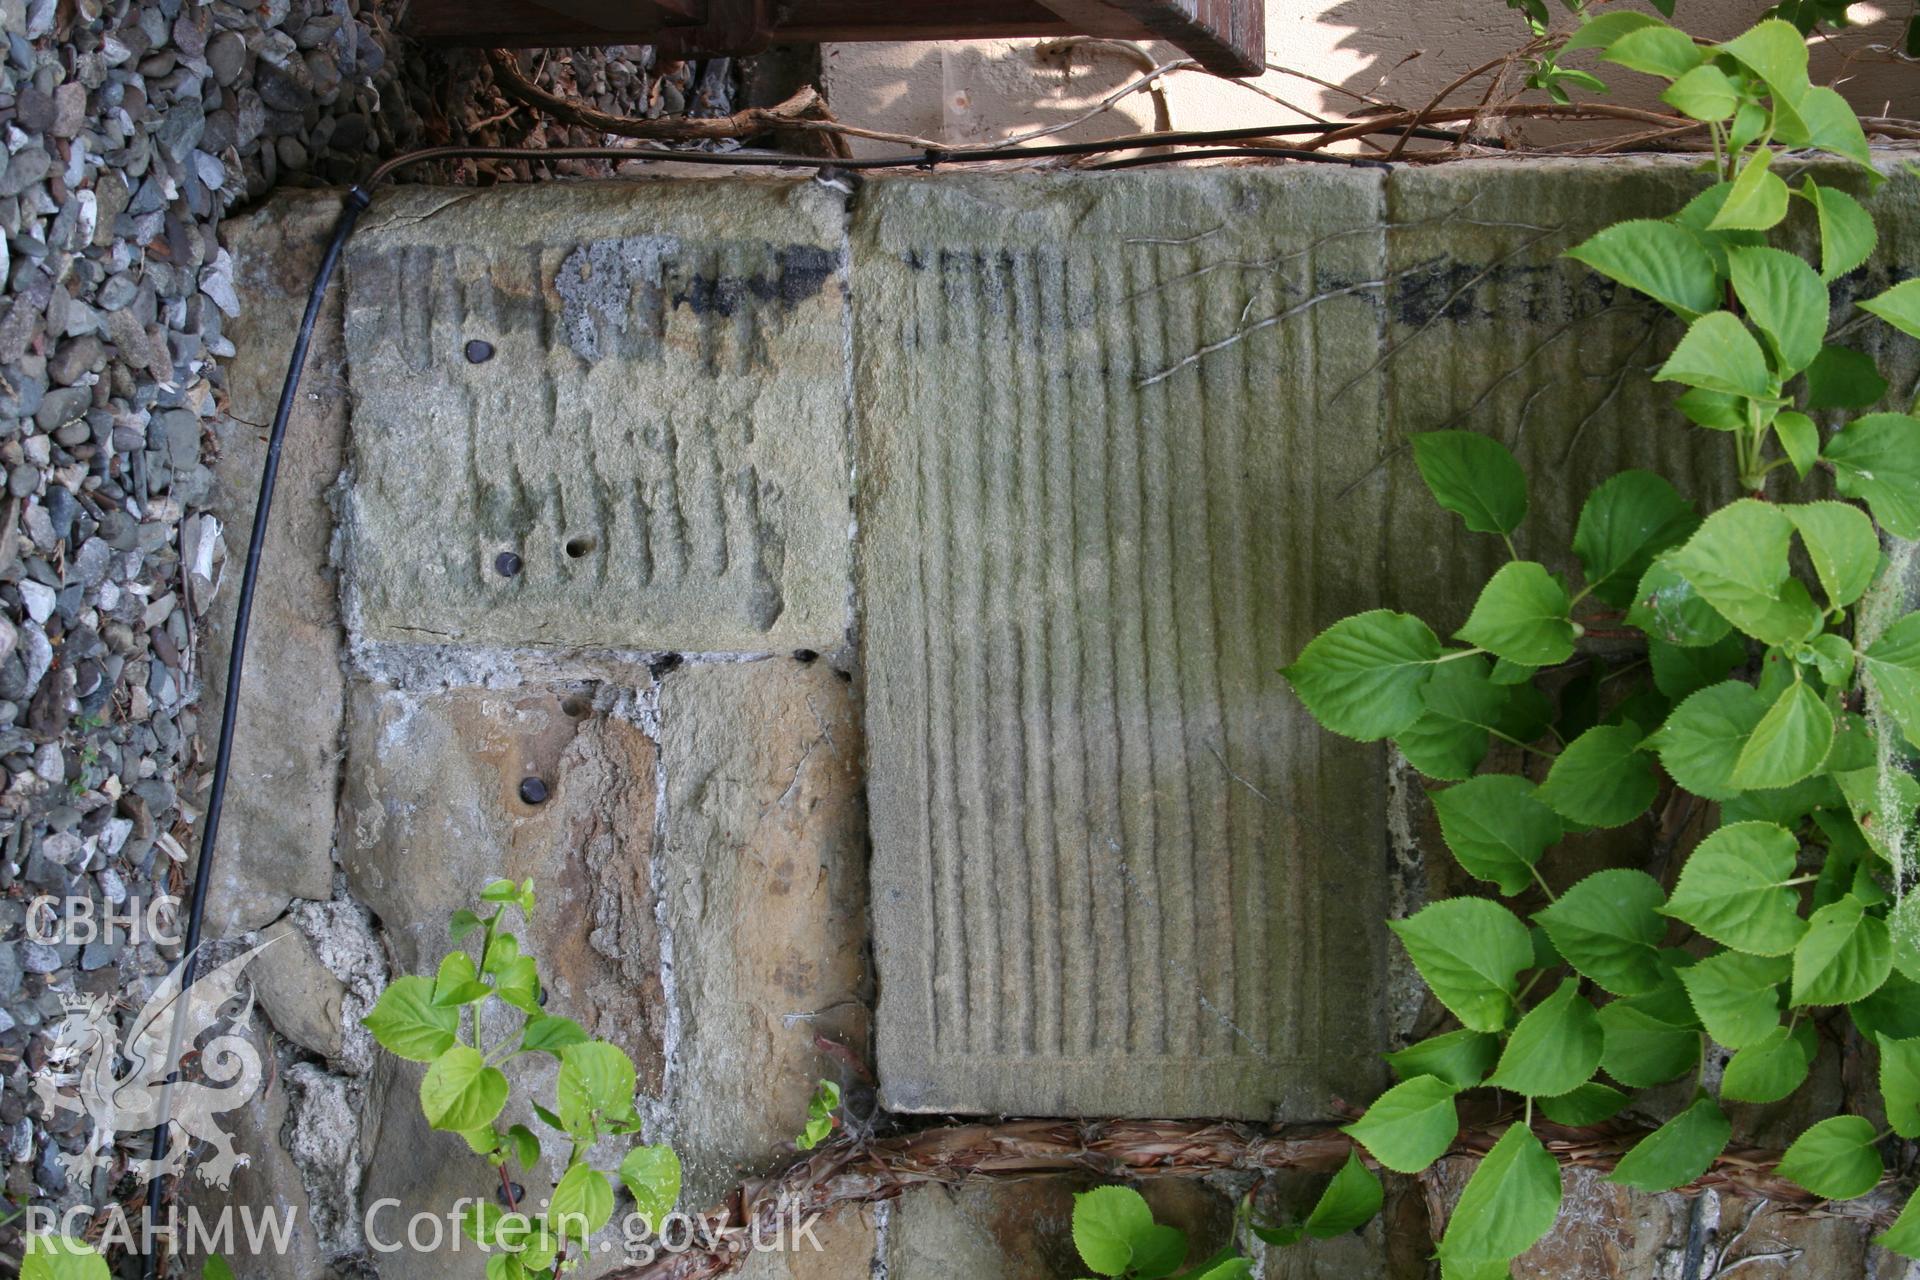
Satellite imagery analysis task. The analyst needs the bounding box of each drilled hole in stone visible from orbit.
[565,535,596,558]
[560,696,591,719]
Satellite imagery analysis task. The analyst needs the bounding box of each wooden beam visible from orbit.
[1091,0,1264,75]
[409,0,1261,78]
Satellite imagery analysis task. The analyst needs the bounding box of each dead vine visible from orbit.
[601,1117,1909,1280]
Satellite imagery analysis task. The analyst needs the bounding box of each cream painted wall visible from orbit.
[819,2,1917,155]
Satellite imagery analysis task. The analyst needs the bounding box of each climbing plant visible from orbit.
[1278,12,1920,1275]
[360,880,683,1277]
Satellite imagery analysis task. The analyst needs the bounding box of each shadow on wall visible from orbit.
[1316,0,1919,146]
[818,0,1920,156]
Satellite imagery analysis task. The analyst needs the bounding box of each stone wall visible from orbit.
[204,156,1920,1278]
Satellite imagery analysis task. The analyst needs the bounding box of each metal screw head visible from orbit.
[495,551,522,578]
[518,777,549,805]
[465,339,495,363]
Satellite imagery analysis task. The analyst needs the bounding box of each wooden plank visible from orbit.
[1093,0,1264,75]
[777,0,1150,41]
[411,0,1256,76]
[410,0,702,45]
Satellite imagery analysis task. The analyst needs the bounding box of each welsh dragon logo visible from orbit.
[33,941,275,1188]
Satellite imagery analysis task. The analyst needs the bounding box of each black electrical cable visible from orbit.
[137,186,370,1280]
[135,113,1448,1274]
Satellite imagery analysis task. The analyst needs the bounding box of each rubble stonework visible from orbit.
[155,157,1920,1278]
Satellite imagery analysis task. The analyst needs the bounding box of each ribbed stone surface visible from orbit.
[856,157,1920,1118]
[857,169,1395,1118]
[340,181,851,652]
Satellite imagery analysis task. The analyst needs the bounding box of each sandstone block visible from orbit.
[855,169,1394,1118]
[653,656,869,1208]
[253,916,348,1061]
[199,191,350,935]
[339,181,852,652]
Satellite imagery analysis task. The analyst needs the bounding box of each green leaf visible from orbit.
[1895,895,1920,983]
[1882,1037,1920,1141]
[522,1014,590,1055]
[1437,1124,1562,1269]
[1610,1096,1731,1191]
[1826,413,1920,538]
[461,1200,507,1247]
[1129,1227,1189,1280]
[1795,84,1873,166]
[1727,247,1827,375]
[1564,9,1662,50]
[22,1237,110,1280]
[419,1045,510,1133]
[1536,724,1658,828]
[1864,614,1920,752]
[1678,950,1789,1048]
[1412,431,1529,535]
[1431,774,1563,896]
[1539,1082,1629,1126]
[1874,1189,1920,1259]
[1601,24,1703,77]
[1804,345,1887,409]
[1390,899,1534,1033]
[1661,64,1740,120]
[620,1144,683,1227]
[1731,679,1834,790]
[798,1078,841,1149]
[1343,1075,1461,1174]
[1835,766,1920,863]
[1799,181,1876,282]
[1397,656,1506,781]
[1676,387,1747,431]
[1648,632,1746,702]
[450,908,482,941]
[1862,279,1920,342]
[1267,1151,1374,1243]
[1534,869,1668,996]
[1566,221,1722,319]
[433,951,493,1007]
[480,878,521,903]
[1710,148,1790,232]
[1385,1029,1501,1089]
[504,1124,540,1168]
[1572,471,1696,607]
[1456,562,1576,666]
[1774,410,1820,480]
[1722,1024,1815,1102]
[1786,501,1879,609]
[549,1164,615,1242]
[1718,18,1811,95]
[204,1256,234,1280]
[1665,501,1821,647]
[1794,894,1892,1006]
[1072,1186,1156,1276]
[491,954,542,1014]
[1487,978,1603,1097]
[1854,971,1920,1041]
[362,975,460,1062]
[1661,822,1808,956]
[557,1041,638,1137]
[1655,311,1775,398]
[1628,559,1733,647]
[1282,611,1444,741]
[1599,1002,1700,1086]
[1776,1115,1883,1199]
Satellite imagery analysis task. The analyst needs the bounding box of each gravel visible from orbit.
[0,0,742,1243]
